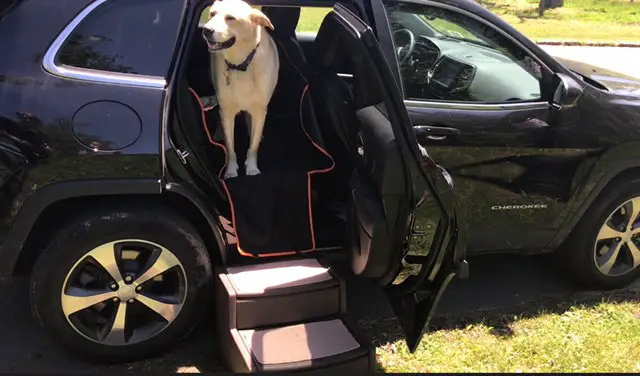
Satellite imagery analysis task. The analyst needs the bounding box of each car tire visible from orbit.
[29,204,213,363]
[555,177,640,290]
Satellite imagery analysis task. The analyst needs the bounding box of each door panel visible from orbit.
[348,105,414,283]
[408,102,590,252]
[328,3,466,352]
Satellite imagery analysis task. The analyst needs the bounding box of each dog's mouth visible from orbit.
[205,36,237,52]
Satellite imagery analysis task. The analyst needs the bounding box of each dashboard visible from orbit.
[395,30,542,103]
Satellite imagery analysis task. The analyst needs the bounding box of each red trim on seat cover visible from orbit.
[188,78,334,257]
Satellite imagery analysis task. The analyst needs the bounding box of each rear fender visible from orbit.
[0,179,228,281]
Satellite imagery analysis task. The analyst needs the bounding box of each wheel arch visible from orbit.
[1,179,227,280]
[548,145,640,251]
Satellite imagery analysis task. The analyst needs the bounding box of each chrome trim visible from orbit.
[404,99,550,111]
[338,73,353,78]
[333,7,363,38]
[42,0,166,89]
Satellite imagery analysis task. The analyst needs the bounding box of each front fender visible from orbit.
[548,140,640,249]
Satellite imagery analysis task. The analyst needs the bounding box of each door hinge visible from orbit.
[177,149,190,165]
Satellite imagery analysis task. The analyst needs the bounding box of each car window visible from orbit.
[383,1,546,104]
[296,7,332,33]
[57,0,184,78]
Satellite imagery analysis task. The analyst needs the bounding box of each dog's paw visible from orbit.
[246,166,261,176]
[224,166,238,179]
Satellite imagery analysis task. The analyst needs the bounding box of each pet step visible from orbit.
[223,318,374,373]
[216,258,345,330]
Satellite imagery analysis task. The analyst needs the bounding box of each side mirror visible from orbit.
[551,73,583,110]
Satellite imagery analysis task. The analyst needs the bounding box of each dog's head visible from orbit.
[201,0,274,52]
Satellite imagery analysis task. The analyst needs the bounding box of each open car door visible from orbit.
[319,4,468,352]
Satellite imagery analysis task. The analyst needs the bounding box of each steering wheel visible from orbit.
[393,29,416,65]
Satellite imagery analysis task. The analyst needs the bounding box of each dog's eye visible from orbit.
[225,15,236,21]
[209,10,217,18]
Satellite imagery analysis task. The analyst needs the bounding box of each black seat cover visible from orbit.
[262,6,325,146]
[182,7,335,257]
[186,33,215,96]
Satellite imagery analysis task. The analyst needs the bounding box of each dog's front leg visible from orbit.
[221,109,239,179]
[244,112,252,135]
[245,107,266,176]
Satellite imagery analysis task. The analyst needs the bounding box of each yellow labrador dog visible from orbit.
[201,0,278,179]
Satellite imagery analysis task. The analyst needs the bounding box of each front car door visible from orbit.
[325,3,467,352]
[373,0,592,253]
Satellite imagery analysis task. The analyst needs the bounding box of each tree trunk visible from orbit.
[538,0,545,16]
[545,0,564,9]
[539,0,564,16]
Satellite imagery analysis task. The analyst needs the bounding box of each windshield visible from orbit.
[418,15,493,47]
[387,3,497,50]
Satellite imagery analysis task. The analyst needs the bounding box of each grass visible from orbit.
[360,294,640,373]
[296,7,331,32]
[290,0,640,43]
[478,0,640,42]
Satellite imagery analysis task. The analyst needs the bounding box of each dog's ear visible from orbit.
[249,9,274,30]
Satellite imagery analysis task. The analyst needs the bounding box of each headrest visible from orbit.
[262,6,300,36]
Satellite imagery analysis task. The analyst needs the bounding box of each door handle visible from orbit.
[413,125,461,140]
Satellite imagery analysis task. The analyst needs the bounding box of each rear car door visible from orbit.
[329,3,467,352]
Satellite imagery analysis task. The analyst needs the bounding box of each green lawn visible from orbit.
[479,0,640,42]
[296,7,332,32]
[293,0,640,43]
[360,294,640,372]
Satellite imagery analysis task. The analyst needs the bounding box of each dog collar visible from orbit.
[225,43,259,72]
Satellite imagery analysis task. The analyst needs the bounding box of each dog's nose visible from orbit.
[202,29,216,44]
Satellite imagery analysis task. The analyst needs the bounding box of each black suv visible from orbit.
[1,0,640,366]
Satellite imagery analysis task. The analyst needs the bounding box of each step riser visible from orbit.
[216,272,344,329]
[221,321,373,373]
[220,329,374,373]
[236,287,340,329]
[215,258,374,373]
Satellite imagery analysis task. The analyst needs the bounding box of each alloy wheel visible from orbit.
[594,197,640,277]
[60,239,187,346]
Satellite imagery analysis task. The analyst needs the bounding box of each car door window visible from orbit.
[383,1,548,104]
[57,0,184,78]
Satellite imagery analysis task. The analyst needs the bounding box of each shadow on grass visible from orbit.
[357,288,639,366]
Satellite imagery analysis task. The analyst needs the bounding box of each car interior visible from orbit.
[384,3,546,103]
[170,2,410,282]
